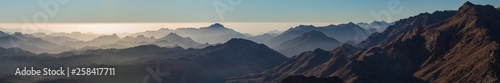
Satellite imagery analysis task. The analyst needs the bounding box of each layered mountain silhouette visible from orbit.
[62,34,122,49]
[269,22,372,48]
[230,2,500,83]
[0,38,288,83]
[131,23,248,44]
[114,35,156,47]
[0,30,7,37]
[154,32,203,48]
[275,31,341,57]
[48,32,100,41]
[0,32,73,53]
[0,1,498,83]
[356,21,392,33]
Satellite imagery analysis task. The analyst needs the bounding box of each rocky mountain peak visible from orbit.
[457,1,498,17]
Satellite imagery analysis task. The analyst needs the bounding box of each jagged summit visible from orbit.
[457,1,498,17]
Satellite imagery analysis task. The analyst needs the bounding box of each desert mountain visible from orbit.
[230,2,500,83]
[356,10,457,48]
[276,31,341,57]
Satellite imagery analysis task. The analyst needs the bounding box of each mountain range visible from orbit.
[275,31,341,57]
[228,2,500,83]
[0,1,497,83]
[268,22,382,48]
[0,38,288,83]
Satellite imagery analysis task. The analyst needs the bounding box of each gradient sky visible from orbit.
[0,0,499,23]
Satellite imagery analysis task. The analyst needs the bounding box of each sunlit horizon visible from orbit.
[0,22,342,35]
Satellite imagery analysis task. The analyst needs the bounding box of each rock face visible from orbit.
[411,1,500,82]
[229,2,500,83]
[276,31,341,57]
[356,10,457,48]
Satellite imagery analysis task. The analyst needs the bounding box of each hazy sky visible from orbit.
[1,0,499,23]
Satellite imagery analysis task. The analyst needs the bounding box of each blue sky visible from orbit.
[0,0,499,23]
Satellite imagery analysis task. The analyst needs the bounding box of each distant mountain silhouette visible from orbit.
[0,30,7,37]
[39,35,79,44]
[356,21,392,33]
[114,35,156,47]
[269,22,371,48]
[0,32,73,53]
[0,38,287,83]
[276,31,341,57]
[48,32,100,41]
[247,33,275,43]
[130,23,248,44]
[155,32,203,48]
[63,34,121,49]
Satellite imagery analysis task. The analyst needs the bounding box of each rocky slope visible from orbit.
[356,10,457,48]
